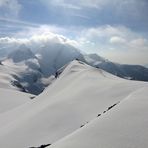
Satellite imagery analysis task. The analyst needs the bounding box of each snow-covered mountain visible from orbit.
[36,42,83,77]
[0,43,83,94]
[0,60,148,148]
[84,53,148,81]
[0,45,51,95]
[0,42,148,96]
[32,42,148,82]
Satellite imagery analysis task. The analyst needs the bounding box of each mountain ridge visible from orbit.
[0,43,148,95]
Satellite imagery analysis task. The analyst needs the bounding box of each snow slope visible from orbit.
[0,60,147,148]
[49,87,148,148]
[0,88,34,114]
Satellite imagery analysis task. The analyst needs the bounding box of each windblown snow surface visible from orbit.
[0,60,148,148]
[0,88,33,114]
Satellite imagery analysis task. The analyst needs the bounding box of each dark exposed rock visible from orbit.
[97,114,101,117]
[11,80,26,92]
[29,143,51,148]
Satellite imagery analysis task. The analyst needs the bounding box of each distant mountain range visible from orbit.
[83,53,148,81]
[0,43,148,95]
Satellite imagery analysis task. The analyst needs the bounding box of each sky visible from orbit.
[0,0,148,65]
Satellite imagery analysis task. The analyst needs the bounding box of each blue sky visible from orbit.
[0,0,148,65]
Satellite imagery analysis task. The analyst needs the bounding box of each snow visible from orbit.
[0,60,148,148]
[49,87,148,148]
[0,88,34,114]
[0,58,44,94]
[0,60,24,91]
[1,43,148,96]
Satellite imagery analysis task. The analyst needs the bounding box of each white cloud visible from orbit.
[43,0,114,9]
[40,0,148,25]
[0,26,79,52]
[79,25,133,41]
[77,25,147,49]
[75,25,148,65]
[104,49,148,65]
[42,0,147,12]
[110,36,126,44]
[0,24,148,65]
[0,17,38,27]
[130,38,147,47]
[55,2,82,10]
[14,25,66,38]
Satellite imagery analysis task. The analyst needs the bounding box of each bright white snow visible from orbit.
[0,88,33,114]
[0,60,147,148]
[49,87,148,148]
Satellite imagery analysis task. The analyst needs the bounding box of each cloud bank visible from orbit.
[75,25,148,65]
[0,25,79,56]
[0,24,148,65]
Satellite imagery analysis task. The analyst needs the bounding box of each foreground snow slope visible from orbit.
[49,87,148,148]
[0,88,33,114]
[0,60,148,148]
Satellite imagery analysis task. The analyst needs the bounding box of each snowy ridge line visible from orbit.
[56,60,113,81]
